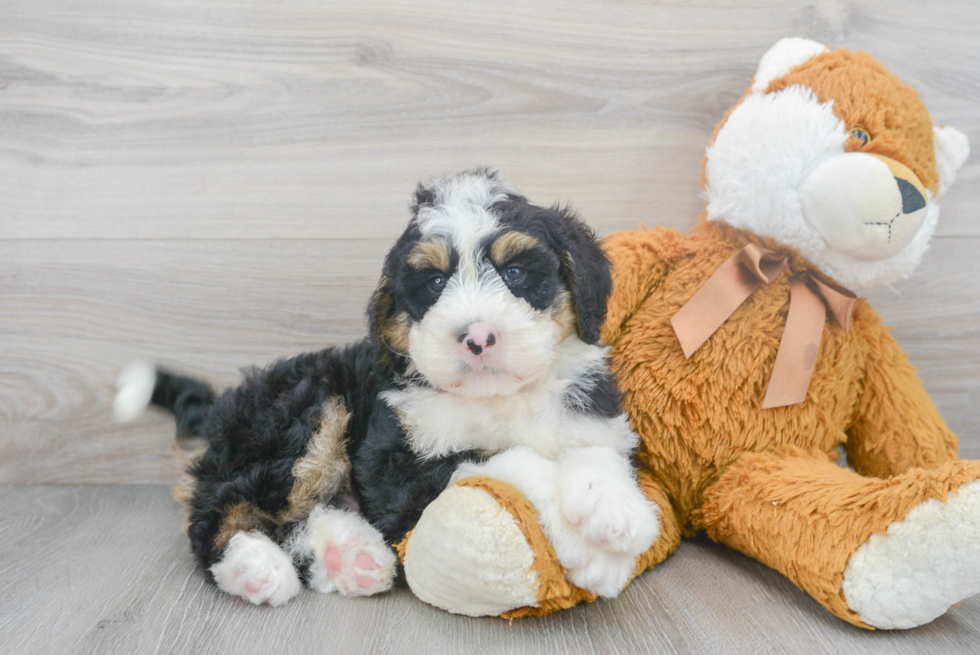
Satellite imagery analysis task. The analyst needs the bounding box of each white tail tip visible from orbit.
[113,362,157,423]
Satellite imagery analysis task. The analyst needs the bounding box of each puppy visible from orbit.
[115,168,660,606]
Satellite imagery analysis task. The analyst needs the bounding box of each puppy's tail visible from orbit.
[113,362,216,442]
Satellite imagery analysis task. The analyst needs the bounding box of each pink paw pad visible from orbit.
[304,508,396,597]
[325,545,342,575]
[353,552,377,589]
[320,539,392,596]
[244,578,268,594]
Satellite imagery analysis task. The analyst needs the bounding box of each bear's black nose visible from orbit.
[896,177,926,215]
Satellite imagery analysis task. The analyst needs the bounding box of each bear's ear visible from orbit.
[751,37,828,93]
[934,125,970,196]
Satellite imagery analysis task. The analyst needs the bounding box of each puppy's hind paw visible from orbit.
[210,531,302,606]
[323,539,396,597]
[299,506,397,597]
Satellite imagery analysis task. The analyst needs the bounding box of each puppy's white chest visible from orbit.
[382,383,635,460]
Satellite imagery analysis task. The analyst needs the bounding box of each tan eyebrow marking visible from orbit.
[406,239,451,271]
[490,231,539,266]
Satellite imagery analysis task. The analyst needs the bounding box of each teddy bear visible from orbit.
[395,38,977,630]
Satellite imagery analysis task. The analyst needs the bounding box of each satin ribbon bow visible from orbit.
[670,243,857,409]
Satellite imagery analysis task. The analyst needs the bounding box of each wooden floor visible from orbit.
[2,0,979,652]
[4,485,980,655]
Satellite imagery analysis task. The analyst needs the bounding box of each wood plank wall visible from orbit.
[2,0,978,484]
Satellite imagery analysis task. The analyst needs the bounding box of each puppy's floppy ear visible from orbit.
[556,205,612,345]
[367,274,397,364]
[411,182,436,214]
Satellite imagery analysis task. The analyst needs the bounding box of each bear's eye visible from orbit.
[850,127,870,146]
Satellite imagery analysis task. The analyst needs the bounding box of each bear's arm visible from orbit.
[844,301,959,477]
[601,227,682,346]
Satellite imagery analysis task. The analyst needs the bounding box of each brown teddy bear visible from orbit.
[398,38,977,629]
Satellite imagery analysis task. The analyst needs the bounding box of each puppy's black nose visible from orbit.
[466,339,483,355]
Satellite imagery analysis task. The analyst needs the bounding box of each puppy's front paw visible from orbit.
[561,476,660,555]
[548,521,647,599]
[558,446,661,557]
[564,550,639,598]
[210,531,302,606]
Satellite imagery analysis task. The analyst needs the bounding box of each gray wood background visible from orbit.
[2,1,979,653]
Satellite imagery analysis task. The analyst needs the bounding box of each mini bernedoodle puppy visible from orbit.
[115,168,660,607]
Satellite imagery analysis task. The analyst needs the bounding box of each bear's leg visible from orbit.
[399,465,680,617]
[701,447,980,629]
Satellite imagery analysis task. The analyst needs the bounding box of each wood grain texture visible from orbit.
[2,485,980,655]
[3,236,979,484]
[0,0,977,242]
[1,2,980,649]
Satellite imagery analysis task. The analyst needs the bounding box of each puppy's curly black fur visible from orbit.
[128,167,620,596]
[159,343,480,582]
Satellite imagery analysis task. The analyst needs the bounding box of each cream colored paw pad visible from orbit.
[842,480,980,629]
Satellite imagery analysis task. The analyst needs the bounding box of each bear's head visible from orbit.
[703,38,970,291]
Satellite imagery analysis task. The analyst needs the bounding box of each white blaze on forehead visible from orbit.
[414,172,514,260]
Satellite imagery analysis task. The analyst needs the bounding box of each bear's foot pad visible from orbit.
[843,479,980,628]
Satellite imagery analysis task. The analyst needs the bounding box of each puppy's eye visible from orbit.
[504,266,526,283]
[850,127,870,146]
[428,275,446,293]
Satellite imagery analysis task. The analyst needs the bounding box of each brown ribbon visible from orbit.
[671,244,857,409]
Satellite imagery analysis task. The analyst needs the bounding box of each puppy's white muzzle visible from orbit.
[409,270,560,398]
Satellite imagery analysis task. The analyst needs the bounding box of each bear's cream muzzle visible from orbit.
[800,152,929,262]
